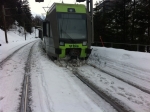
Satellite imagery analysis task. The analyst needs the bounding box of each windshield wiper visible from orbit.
[61,29,75,42]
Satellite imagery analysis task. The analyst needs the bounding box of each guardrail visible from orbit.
[92,42,150,52]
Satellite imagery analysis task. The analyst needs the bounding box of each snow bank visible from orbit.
[88,46,150,72]
[0,28,39,62]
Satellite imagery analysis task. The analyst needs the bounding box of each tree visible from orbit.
[0,0,33,33]
[93,0,150,45]
[0,0,19,29]
[32,15,43,27]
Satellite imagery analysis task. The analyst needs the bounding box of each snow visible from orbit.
[0,27,38,112]
[0,28,150,112]
[0,28,38,62]
[0,43,34,112]
[84,47,150,112]
[30,42,115,112]
[77,65,150,112]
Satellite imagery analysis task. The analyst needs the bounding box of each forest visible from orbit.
[93,0,150,51]
[0,0,42,33]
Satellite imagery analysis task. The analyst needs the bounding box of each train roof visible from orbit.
[47,3,86,14]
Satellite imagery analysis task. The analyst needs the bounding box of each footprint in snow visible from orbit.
[117,92,126,97]
[125,92,136,97]
[139,96,144,101]
[15,88,19,91]
[97,74,101,76]
[99,79,102,82]
[110,86,117,91]
[104,81,109,84]
[130,98,143,104]
[0,96,4,101]
[146,102,150,107]
[118,86,125,91]
[111,81,114,84]
[0,67,3,70]
[106,88,112,92]
[121,54,131,60]
[100,77,106,80]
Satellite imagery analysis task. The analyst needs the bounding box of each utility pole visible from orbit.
[86,0,94,43]
[25,31,26,40]
[2,5,8,43]
[35,27,36,38]
[148,0,150,43]
[90,0,94,43]
[24,23,26,40]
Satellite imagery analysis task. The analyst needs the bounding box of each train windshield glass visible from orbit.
[58,13,87,39]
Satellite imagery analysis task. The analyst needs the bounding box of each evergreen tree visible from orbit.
[93,0,150,45]
[0,0,33,33]
[0,0,19,29]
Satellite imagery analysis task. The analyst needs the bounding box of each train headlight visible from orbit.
[60,41,64,46]
[83,41,87,45]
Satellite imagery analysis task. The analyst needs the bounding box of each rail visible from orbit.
[74,72,126,112]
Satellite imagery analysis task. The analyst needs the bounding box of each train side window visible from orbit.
[43,21,50,37]
[50,25,52,38]
[46,24,49,36]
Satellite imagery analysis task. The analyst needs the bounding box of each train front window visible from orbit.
[58,13,87,39]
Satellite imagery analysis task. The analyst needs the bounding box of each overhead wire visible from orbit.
[47,0,51,7]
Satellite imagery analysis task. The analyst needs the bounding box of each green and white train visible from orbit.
[41,3,92,59]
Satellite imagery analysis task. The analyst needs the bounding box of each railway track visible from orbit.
[52,56,150,112]
[56,60,149,112]
[0,40,37,67]
[88,63,150,95]
[0,40,38,112]
[43,45,149,112]
[73,71,127,112]
[19,42,37,112]
[53,60,123,112]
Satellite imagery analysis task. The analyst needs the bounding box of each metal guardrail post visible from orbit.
[24,23,26,40]
[93,42,150,52]
[137,44,139,51]
[111,42,113,48]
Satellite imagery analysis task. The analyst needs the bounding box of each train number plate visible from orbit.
[69,44,79,48]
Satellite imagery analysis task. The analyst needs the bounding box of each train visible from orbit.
[41,3,92,60]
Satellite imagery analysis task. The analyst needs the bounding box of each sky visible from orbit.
[29,0,98,16]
